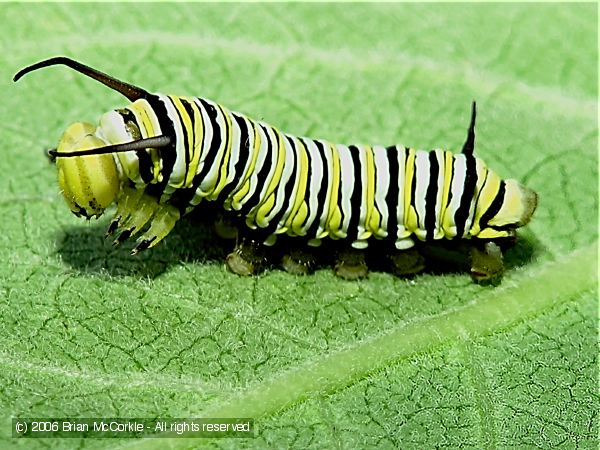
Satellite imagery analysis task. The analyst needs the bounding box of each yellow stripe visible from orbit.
[404,148,418,232]
[253,128,287,227]
[186,97,204,187]
[471,162,489,235]
[230,120,261,209]
[131,101,161,182]
[323,143,341,237]
[131,101,155,137]
[284,136,309,230]
[439,150,454,236]
[141,106,161,181]
[471,169,501,236]
[289,138,311,234]
[210,104,233,199]
[363,145,379,237]
[169,96,194,188]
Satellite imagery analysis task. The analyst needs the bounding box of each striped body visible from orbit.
[13,56,539,280]
[100,94,511,250]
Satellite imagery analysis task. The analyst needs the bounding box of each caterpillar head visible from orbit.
[55,122,120,218]
[14,57,173,217]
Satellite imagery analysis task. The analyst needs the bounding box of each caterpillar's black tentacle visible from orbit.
[46,148,57,163]
[461,101,477,156]
[13,56,149,101]
[48,135,172,158]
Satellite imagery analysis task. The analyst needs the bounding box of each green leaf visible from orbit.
[0,3,597,449]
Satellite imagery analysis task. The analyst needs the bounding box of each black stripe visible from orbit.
[454,154,477,238]
[117,108,141,139]
[385,145,400,242]
[212,104,231,193]
[117,108,147,183]
[179,98,197,186]
[164,97,190,189]
[123,107,153,184]
[347,145,362,241]
[144,95,177,198]
[294,136,312,231]
[305,139,329,238]
[164,98,207,213]
[217,113,251,203]
[478,180,506,230]
[409,148,418,226]
[263,134,298,234]
[488,224,513,232]
[193,98,222,188]
[444,153,454,210]
[238,124,274,216]
[424,151,439,240]
[469,169,489,232]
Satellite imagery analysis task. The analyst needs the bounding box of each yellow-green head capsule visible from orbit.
[56,122,120,218]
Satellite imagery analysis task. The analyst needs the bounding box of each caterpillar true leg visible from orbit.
[106,185,144,236]
[116,195,160,240]
[131,204,180,255]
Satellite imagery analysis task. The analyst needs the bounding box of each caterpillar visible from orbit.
[14,57,537,283]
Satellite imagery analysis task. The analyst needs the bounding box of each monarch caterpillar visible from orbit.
[14,57,537,283]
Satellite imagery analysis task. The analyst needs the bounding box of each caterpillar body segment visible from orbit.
[14,57,538,282]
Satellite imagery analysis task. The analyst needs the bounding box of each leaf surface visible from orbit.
[0,3,597,449]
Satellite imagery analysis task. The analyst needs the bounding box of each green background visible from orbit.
[0,3,597,449]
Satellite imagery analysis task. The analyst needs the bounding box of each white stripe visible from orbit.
[336,144,353,239]
[276,135,301,230]
[97,111,141,184]
[396,147,407,238]
[444,153,467,237]
[237,123,268,209]
[316,140,334,238]
[221,112,242,194]
[248,125,280,226]
[300,139,323,234]
[263,133,294,227]
[199,100,228,196]
[355,145,368,239]
[413,150,430,240]
[190,98,214,205]
[225,117,258,209]
[432,149,445,240]
[158,95,185,192]
[372,145,389,238]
